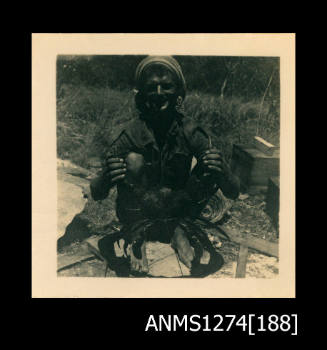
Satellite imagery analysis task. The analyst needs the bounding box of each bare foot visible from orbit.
[200,250,210,264]
[171,227,195,269]
[129,241,149,274]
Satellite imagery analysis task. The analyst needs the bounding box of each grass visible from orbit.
[57,84,280,168]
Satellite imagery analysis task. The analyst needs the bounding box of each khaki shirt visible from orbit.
[104,114,212,189]
[90,112,239,224]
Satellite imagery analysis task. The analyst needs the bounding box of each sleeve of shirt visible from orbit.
[103,129,135,160]
[183,118,240,200]
[90,130,135,201]
[183,119,213,160]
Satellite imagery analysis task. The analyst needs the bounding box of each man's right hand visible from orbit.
[104,157,127,185]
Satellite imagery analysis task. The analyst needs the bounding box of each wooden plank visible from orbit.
[216,225,279,258]
[245,147,280,159]
[57,253,96,272]
[85,236,106,262]
[235,244,248,278]
[254,136,278,156]
[266,176,280,233]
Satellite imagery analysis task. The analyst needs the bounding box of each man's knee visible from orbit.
[125,152,145,183]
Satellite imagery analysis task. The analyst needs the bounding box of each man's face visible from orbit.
[142,65,178,115]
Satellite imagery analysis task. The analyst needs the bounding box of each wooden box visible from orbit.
[265,176,280,233]
[230,144,279,193]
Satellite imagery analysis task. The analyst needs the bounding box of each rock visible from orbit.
[57,159,118,252]
[57,177,87,239]
[146,242,190,277]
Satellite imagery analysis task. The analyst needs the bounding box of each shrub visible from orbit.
[183,92,279,161]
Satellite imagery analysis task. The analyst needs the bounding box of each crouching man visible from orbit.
[90,56,240,277]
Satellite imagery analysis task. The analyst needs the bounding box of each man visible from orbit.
[90,56,240,276]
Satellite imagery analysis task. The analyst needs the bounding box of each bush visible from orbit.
[183,92,279,161]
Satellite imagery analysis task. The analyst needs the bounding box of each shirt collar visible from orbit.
[135,114,182,149]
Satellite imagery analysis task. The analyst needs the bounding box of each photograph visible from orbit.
[32,34,295,297]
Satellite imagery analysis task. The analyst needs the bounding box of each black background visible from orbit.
[21,31,305,340]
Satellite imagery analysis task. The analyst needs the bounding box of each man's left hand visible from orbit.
[201,148,229,178]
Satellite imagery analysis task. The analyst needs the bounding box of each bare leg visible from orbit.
[171,225,212,270]
[200,249,210,264]
[171,226,195,269]
[129,240,149,273]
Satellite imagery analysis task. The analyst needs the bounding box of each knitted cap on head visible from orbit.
[135,56,186,100]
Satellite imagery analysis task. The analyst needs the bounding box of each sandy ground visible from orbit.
[57,159,278,279]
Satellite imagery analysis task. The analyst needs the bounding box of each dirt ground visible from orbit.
[57,159,279,278]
